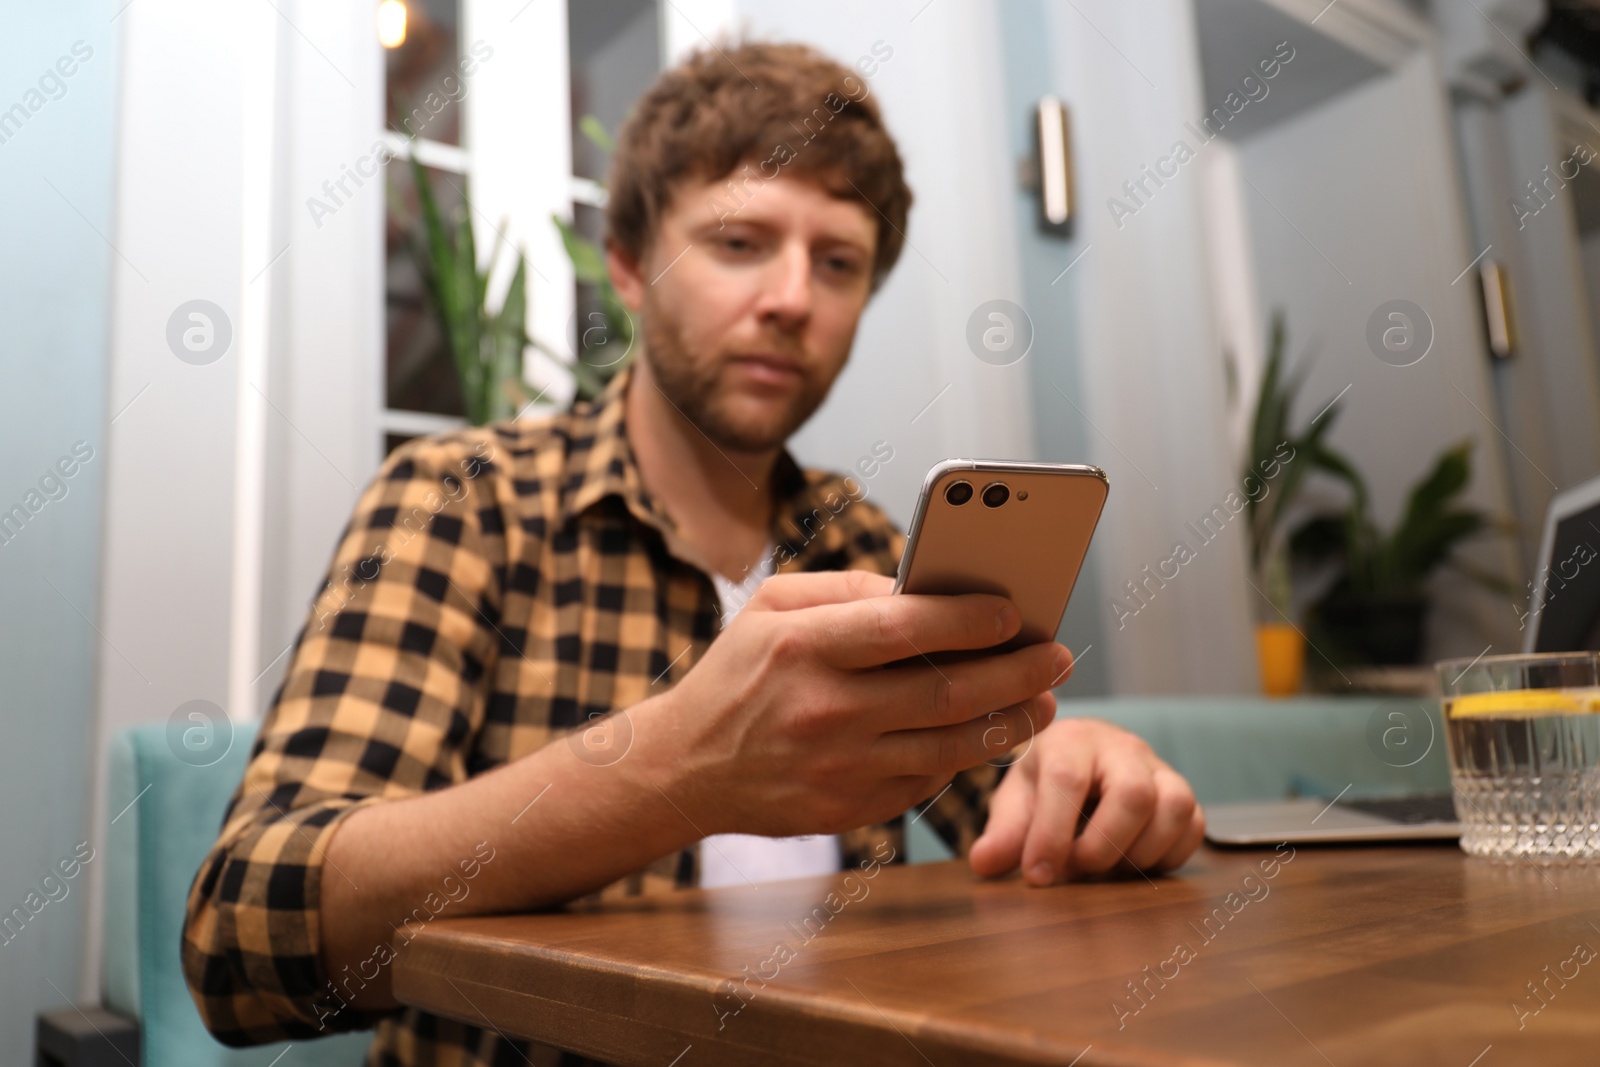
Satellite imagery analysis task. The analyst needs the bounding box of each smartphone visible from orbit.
[893,460,1109,651]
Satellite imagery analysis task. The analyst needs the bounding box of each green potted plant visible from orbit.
[400,117,635,418]
[1291,439,1510,668]
[1235,312,1351,695]
[399,152,530,426]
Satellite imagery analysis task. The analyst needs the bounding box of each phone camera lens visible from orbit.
[944,480,973,506]
[982,482,1010,508]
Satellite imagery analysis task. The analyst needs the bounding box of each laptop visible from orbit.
[1204,474,1600,846]
[1523,476,1600,654]
[1205,793,1460,845]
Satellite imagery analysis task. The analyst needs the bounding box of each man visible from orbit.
[183,40,1204,1066]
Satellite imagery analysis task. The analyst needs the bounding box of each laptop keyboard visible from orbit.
[1338,793,1458,824]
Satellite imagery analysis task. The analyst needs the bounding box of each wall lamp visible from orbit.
[1021,96,1075,238]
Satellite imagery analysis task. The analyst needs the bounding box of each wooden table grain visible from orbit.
[391,844,1600,1066]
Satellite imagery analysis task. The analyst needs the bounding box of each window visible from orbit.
[381,0,471,451]
[568,0,659,185]
[567,0,662,387]
[377,0,669,453]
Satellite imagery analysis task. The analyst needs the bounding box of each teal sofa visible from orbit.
[103,726,372,1067]
[908,695,1450,859]
[105,694,1448,1063]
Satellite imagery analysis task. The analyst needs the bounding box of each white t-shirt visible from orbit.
[698,548,843,889]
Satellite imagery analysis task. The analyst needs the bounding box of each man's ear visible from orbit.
[606,239,647,312]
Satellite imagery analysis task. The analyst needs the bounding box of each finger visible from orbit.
[850,774,951,834]
[1018,734,1096,886]
[1153,802,1206,872]
[1069,754,1160,876]
[804,592,1024,669]
[1025,689,1058,739]
[981,691,1056,768]
[1123,766,1198,870]
[1047,646,1075,689]
[863,643,1071,731]
[876,691,1054,777]
[744,570,895,613]
[968,756,1036,879]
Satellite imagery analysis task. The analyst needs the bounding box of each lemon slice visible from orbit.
[1447,687,1600,719]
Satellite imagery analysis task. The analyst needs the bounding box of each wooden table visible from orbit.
[392,844,1600,1066]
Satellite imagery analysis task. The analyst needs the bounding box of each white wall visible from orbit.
[1451,98,1570,575]
[93,0,392,1008]
[261,0,388,705]
[0,0,119,1049]
[996,0,1114,696]
[1043,0,1259,693]
[91,0,268,999]
[1438,4,1600,579]
[1501,85,1600,491]
[1581,232,1600,377]
[1236,48,1522,658]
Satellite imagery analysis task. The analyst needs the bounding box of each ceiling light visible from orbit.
[377,0,407,49]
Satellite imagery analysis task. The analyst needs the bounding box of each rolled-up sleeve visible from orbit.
[181,430,507,1044]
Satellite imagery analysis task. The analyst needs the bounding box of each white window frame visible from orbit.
[379,0,579,441]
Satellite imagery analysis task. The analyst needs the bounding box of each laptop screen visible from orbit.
[1533,499,1600,652]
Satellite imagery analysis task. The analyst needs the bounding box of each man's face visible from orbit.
[609,169,879,453]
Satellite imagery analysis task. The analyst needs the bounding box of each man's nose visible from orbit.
[755,241,813,329]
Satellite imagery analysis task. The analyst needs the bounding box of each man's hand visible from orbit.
[969,719,1205,885]
[644,570,1070,839]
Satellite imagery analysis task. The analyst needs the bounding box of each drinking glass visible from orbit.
[1437,652,1600,859]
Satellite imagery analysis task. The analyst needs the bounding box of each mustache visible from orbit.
[726,341,810,363]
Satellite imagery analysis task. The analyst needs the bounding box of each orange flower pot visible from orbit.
[1256,622,1305,697]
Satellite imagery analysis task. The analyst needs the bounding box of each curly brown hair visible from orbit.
[606,39,911,291]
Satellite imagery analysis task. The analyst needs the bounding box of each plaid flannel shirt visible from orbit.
[181,367,1002,1066]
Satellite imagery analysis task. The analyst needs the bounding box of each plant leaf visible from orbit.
[553,214,609,285]
[449,205,487,423]
[1384,441,1474,584]
[407,152,488,421]
[578,114,615,156]
[1248,311,1288,483]
[485,254,529,423]
[569,357,607,400]
[1398,440,1473,532]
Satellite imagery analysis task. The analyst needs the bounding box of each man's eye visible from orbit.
[721,236,755,253]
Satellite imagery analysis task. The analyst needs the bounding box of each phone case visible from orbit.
[894,459,1109,649]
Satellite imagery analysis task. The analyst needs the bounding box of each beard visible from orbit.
[640,288,836,453]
